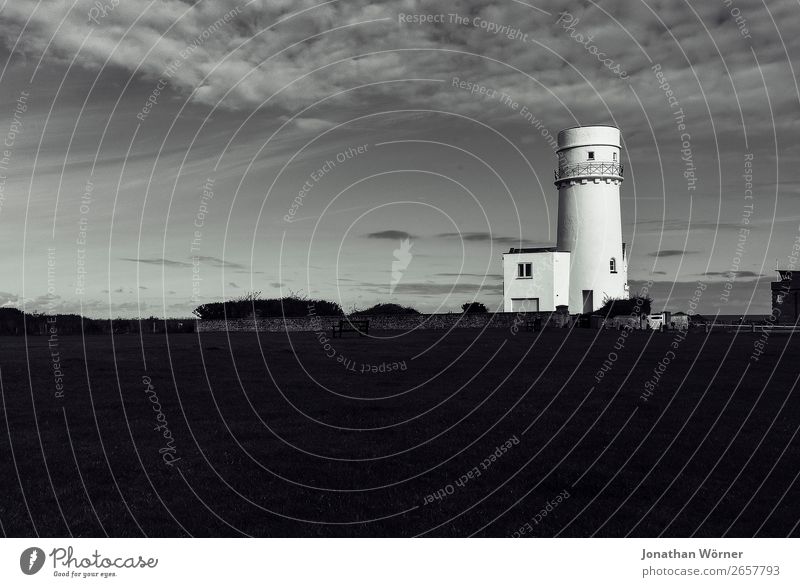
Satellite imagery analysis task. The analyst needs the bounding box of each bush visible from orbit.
[593,295,652,318]
[461,302,488,314]
[193,293,343,320]
[0,307,24,334]
[350,303,419,316]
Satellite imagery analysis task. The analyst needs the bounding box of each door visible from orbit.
[511,298,539,312]
[582,290,594,314]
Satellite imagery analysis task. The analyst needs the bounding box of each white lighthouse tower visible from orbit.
[555,125,628,312]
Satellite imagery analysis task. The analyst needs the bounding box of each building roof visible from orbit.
[505,246,558,254]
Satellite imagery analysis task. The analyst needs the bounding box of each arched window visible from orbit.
[610,258,617,273]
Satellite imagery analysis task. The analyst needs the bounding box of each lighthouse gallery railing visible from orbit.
[554,161,624,181]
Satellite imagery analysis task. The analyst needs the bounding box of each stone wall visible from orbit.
[196,311,572,333]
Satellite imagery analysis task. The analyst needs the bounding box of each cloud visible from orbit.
[365,230,415,240]
[17,294,148,316]
[0,0,794,141]
[648,250,699,258]
[703,270,765,279]
[289,117,338,132]
[360,281,504,296]
[435,272,503,279]
[635,220,742,234]
[228,282,240,288]
[0,292,19,306]
[270,282,285,288]
[436,232,524,245]
[194,256,247,269]
[121,257,192,268]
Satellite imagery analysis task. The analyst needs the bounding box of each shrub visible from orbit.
[351,303,419,316]
[594,295,652,318]
[461,301,488,314]
[193,294,343,320]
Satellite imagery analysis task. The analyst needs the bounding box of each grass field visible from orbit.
[0,326,798,537]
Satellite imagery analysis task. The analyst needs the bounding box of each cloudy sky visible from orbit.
[0,0,797,317]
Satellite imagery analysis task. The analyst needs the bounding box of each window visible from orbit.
[517,262,532,278]
[612,152,617,161]
[610,258,617,273]
[588,151,595,160]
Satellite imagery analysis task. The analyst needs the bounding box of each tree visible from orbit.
[461,301,488,314]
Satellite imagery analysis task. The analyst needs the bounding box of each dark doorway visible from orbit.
[582,289,594,314]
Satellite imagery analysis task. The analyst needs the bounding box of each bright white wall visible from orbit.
[502,251,570,312]
[557,179,627,310]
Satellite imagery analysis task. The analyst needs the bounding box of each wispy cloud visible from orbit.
[121,257,192,268]
[360,281,503,296]
[435,272,503,279]
[0,292,19,306]
[365,230,415,240]
[648,250,699,258]
[436,232,523,245]
[194,256,248,269]
[703,270,765,279]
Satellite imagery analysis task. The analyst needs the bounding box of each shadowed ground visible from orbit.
[0,326,798,537]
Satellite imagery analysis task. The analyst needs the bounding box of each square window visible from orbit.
[588,151,595,160]
[517,262,532,278]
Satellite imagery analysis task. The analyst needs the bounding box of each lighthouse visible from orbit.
[502,124,628,313]
[555,125,627,312]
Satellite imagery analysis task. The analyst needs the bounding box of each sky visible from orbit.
[0,0,798,317]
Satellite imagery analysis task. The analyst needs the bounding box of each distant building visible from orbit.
[772,270,800,322]
[503,125,629,313]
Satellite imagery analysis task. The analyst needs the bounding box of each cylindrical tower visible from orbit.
[555,125,628,313]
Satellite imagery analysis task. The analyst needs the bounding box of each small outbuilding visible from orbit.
[771,270,800,323]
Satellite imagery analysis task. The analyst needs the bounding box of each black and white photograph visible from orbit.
[0,0,798,583]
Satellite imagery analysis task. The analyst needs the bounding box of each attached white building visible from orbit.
[503,125,629,313]
[502,248,570,312]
